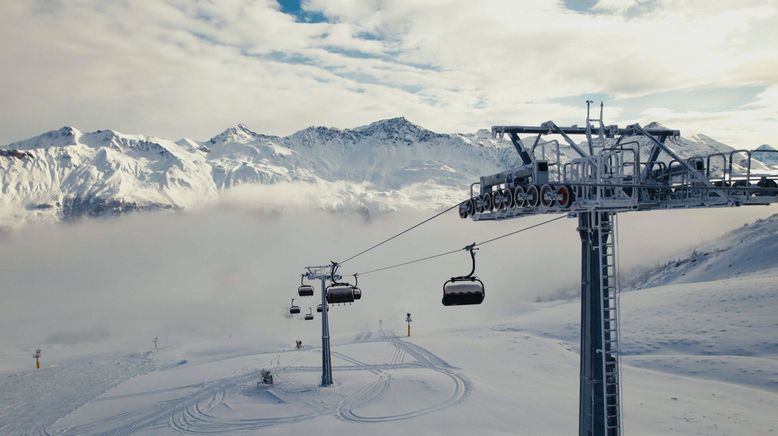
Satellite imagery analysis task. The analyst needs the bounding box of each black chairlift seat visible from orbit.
[304,312,314,320]
[443,277,485,306]
[442,243,485,306]
[316,304,325,313]
[326,284,355,304]
[298,284,314,297]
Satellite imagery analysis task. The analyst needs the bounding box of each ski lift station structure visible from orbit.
[459,101,778,436]
[293,102,778,436]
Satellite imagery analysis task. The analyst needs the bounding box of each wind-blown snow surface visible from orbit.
[2,118,775,228]
[1,211,777,435]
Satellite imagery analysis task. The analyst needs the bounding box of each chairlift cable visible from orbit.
[358,248,463,276]
[337,202,461,265]
[357,214,566,277]
[472,214,566,247]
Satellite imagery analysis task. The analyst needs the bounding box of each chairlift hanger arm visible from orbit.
[461,243,477,278]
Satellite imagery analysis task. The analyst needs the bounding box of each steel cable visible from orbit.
[356,214,567,276]
[337,201,462,265]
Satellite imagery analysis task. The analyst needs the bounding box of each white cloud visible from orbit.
[0,0,776,146]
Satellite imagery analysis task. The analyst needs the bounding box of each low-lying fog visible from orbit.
[1,195,774,367]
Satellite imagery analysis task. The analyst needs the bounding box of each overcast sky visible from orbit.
[1,0,776,146]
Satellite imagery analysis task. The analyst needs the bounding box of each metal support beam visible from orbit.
[320,275,332,386]
[540,121,589,158]
[578,211,621,436]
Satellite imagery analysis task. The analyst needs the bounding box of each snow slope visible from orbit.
[2,118,774,228]
[2,275,775,435]
[1,215,776,435]
[628,213,778,290]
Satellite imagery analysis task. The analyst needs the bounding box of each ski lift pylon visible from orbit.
[442,243,485,306]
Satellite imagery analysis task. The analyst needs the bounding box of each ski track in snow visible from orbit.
[335,333,471,423]
[35,332,471,434]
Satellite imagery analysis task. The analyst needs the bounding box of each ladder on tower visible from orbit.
[596,214,622,435]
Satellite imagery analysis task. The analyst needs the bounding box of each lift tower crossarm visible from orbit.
[492,125,680,138]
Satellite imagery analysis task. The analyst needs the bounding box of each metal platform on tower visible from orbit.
[459,102,778,436]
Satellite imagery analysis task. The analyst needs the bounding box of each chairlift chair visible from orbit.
[326,283,355,304]
[298,274,314,297]
[442,244,485,306]
[305,308,314,320]
[289,298,301,314]
[325,262,356,305]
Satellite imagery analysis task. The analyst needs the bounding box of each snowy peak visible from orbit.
[4,126,82,150]
[350,117,443,144]
[644,121,667,129]
[207,123,269,145]
[754,144,778,167]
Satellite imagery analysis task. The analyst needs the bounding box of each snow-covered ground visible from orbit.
[2,263,776,434]
[1,203,777,435]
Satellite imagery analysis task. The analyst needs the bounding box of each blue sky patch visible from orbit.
[561,0,598,13]
[277,0,328,23]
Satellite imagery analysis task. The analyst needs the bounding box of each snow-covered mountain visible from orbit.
[754,144,778,167]
[1,118,774,227]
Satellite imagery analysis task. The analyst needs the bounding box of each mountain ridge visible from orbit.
[1,117,775,228]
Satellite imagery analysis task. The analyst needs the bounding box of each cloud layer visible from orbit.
[1,0,776,146]
[1,198,771,353]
